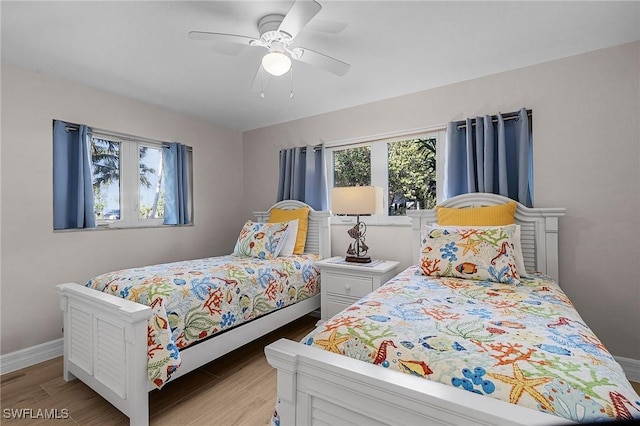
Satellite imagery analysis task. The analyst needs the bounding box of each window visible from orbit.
[137,145,165,220]
[53,120,193,230]
[90,131,192,228]
[92,138,121,221]
[326,130,444,224]
[388,137,437,215]
[333,146,371,187]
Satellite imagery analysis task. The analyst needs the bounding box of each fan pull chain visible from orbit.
[289,64,294,99]
[260,66,265,99]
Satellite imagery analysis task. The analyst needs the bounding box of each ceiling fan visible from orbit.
[188,0,350,84]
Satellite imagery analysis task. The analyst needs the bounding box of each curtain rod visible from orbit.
[456,109,532,130]
[299,144,322,153]
[324,124,446,150]
[64,124,191,150]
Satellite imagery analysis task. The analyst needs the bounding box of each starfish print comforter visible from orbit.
[87,254,320,388]
[303,265,640,423]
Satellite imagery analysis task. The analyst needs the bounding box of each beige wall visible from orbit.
[0,64,245,354]
[2,42,638,361]
[243,42,640,359]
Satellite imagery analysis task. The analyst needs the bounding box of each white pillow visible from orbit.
[431,223,527,277]
[278,219,299,256]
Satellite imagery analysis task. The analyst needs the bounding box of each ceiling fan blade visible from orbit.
[278,0,322,39]
[188,31,259,46]
[307,19,347,34]
[295,48,350,76]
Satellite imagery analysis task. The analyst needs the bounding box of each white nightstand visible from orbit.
[316,257,400,321]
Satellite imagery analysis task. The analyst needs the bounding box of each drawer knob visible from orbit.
[345,284,351,292]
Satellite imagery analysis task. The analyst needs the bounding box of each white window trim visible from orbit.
[325,126,446,226]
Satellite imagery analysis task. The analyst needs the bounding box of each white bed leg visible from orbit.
[265,340,299,425]
[62,365,76,382]
[128,403,149,426]
[60,294,76,383]
[125,312,151,426]
[275,370,297,424]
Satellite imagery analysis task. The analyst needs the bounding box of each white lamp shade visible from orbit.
[331,186,383,215]
[262,51,292,76]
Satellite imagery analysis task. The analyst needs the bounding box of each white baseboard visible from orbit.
[615,355,640,383]
[1,337,639,385]
[0,338,63,375]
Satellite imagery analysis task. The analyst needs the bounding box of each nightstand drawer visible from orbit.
[316,257,400,321]
[324,273,373,298]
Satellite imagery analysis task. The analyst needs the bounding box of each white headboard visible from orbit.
[407,193,566,282]
[254,200,331,259]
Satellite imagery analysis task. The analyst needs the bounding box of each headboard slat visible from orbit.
[254,200,331,259]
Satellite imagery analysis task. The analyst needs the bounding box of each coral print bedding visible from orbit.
[87,254,320,388]
[303,266,640,423]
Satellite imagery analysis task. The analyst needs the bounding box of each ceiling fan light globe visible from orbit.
[262,51,291,76]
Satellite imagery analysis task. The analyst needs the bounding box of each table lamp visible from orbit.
[331,186,383,263]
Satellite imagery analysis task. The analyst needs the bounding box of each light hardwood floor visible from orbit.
[2,315,640,425]
[1,315,317,426]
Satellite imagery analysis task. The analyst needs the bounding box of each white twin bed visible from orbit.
[265,193,640,425]
[56,200,330,426]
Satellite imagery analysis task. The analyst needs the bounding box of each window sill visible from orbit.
[53,223,194,233]
[329,216,412,227]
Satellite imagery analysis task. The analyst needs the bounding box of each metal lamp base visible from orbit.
[345,255,371,263]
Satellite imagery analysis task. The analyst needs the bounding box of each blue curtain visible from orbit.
[444,108,533,207]
[53,120,96,229]
[276,146,328,210]
[163,142,190,225]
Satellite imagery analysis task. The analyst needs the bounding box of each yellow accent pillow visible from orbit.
[436,201,517,226]
[268,207,310,254]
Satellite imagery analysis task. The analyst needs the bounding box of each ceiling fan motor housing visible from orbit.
[258,14,293,45]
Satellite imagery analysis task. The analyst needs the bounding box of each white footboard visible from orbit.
[265,338,567,426]
[58,284,322,426]
[57,282,151,426]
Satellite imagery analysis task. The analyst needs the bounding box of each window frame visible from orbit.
[325,128,445,226]
[91,131,192,229]
[136,142,166,225]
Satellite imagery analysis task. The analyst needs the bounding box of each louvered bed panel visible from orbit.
[520,220,537,273]
[94,317,127,399]
[68,305,93,374]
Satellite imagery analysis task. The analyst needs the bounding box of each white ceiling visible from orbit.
[2,1,639,132]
